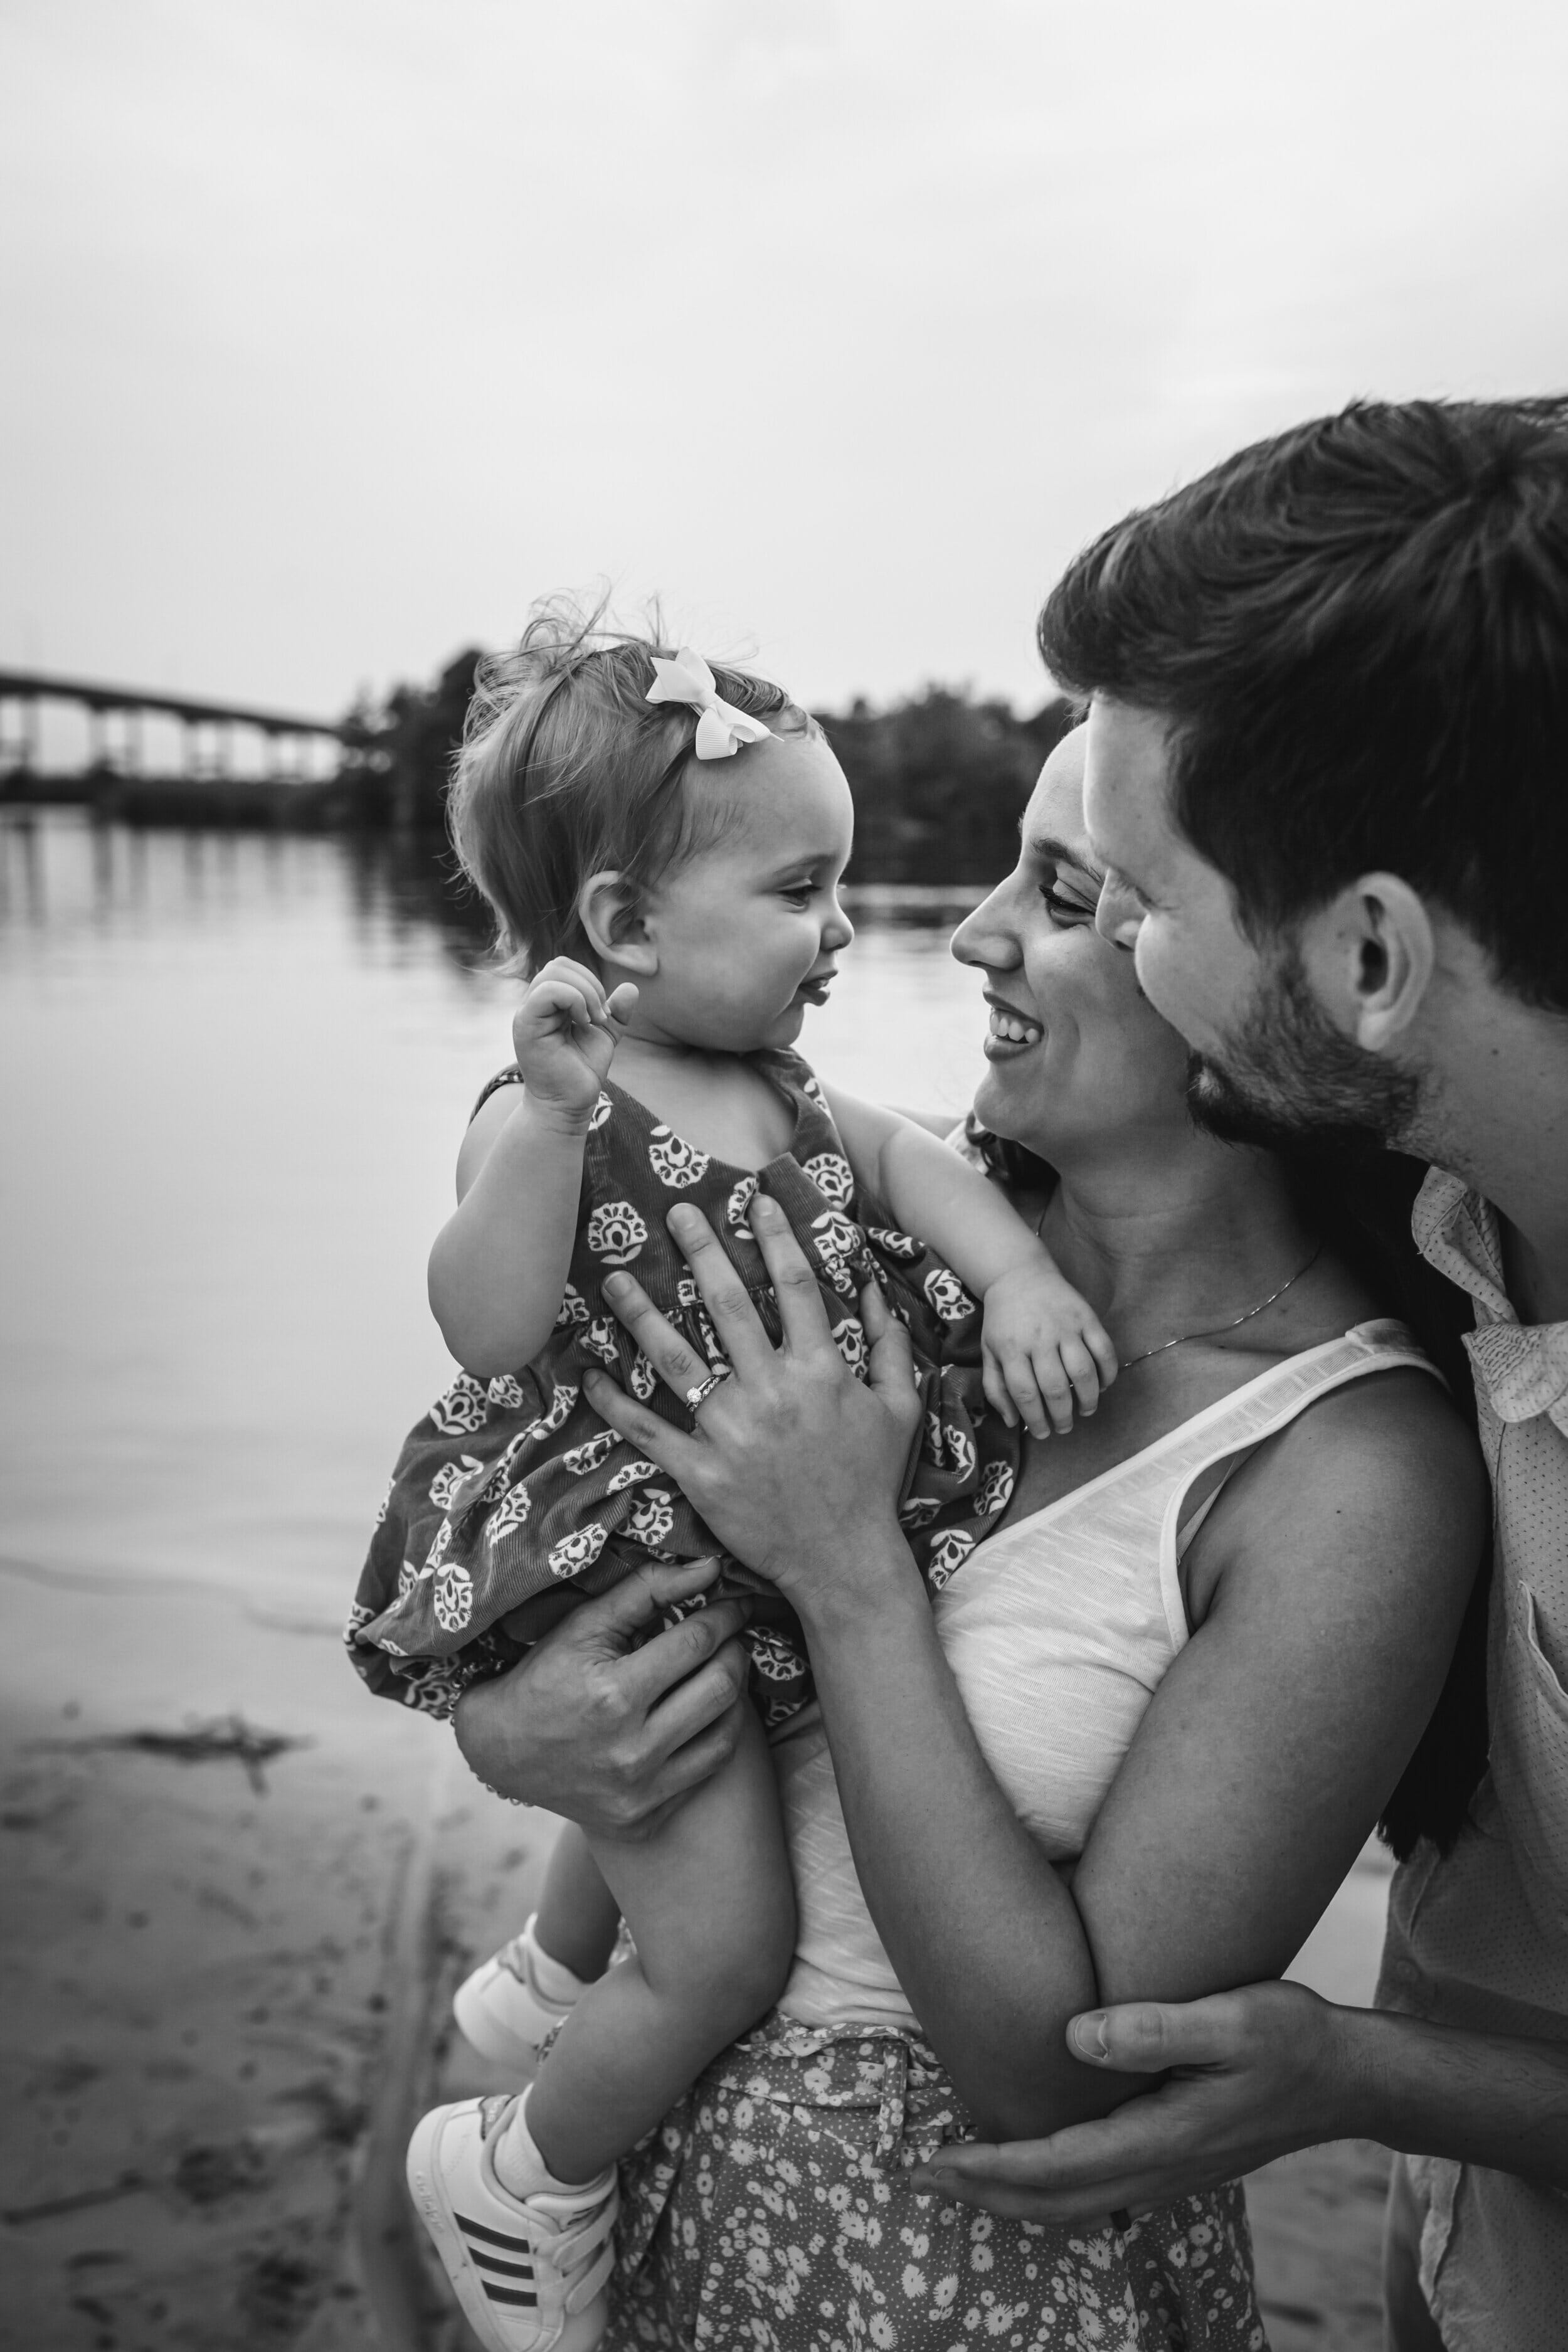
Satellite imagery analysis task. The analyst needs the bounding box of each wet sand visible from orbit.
[1,1565,1392,2349]
[0,1562,548,2350]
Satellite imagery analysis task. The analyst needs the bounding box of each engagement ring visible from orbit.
[684,1368,731,1413]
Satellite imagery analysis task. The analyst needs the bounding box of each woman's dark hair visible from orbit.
[965,1116,1490,1860]
[1039,396,1568,1009]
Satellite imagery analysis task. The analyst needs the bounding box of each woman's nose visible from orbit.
[1094,874,1143,953]
[950,886,1019,970]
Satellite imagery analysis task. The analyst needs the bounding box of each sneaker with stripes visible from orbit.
[452,1914,584,2071]
[406,2094,617,2351]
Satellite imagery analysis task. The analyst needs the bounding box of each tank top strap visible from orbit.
[1150,1317,1442,1496]
[1148,1317,1446,1648]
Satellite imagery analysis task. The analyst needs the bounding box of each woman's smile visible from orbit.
[984,990,1044,1057]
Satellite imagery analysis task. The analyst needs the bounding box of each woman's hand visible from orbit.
[510,956,637,1128]
[452,1558,753,1838]
[583,1195,922,1613]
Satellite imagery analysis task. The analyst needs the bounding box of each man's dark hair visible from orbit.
[1040,397,1568,1009]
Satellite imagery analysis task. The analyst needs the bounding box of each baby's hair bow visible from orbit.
[645,647,774,761]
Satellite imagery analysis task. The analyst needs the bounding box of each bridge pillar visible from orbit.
[0,695,41,777]
[88,706,109,769]
[124,706,143,774]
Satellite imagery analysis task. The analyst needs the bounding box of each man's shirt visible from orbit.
[1378,1167,1568,2350]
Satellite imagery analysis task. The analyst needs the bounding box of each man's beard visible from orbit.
[1184,944,1421,1159]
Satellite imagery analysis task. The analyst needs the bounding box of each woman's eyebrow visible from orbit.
[1024,828,1100,879]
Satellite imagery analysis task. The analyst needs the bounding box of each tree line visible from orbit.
[340,651,1073,887]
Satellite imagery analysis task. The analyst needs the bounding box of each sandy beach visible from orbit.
[1,1555,1393,2351]
[0,1561,546,2350]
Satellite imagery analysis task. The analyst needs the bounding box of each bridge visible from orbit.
[0,667,348,785]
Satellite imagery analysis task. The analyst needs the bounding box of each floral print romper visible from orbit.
[346,1048,1018,1721]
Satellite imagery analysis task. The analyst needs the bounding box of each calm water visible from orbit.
[0,812,990,1625]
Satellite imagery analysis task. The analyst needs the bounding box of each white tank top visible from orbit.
[776,1318,1439,2032]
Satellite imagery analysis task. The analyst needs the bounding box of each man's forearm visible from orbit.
[1344,2005,1568,2188]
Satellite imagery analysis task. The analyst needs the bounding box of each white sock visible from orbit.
[491,2087,600,2201]
[523,1915,591,2006]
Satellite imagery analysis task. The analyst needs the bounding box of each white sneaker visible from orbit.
[453,1915,583,2070]
[406,2094,617,2352]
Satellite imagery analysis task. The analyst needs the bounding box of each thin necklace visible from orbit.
[1118,1242,1323,1370]
[1034,1203,1324,1371]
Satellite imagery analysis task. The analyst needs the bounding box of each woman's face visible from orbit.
[950,731,1195,1161]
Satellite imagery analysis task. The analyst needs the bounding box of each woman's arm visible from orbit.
[814,1370,1483,2138]
[583,1202,1486,2140]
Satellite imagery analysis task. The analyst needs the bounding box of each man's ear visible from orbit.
[1306,872,1436,1052]
[578,870,658,975]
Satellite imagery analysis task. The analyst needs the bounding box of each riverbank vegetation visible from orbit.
[341,650,1074,887]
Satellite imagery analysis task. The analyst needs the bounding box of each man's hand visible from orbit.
[913,1983,1356,2220]
[452,1558,751,1838]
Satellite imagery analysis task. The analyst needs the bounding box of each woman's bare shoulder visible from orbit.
[1199,1362,1487,1621]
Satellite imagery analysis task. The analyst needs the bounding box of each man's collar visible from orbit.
[1414,1166,1568,1433]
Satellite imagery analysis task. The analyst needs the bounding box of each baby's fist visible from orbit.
[981,1265,1117,1439]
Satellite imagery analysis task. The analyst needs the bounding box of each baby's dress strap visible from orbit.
[470,1064,524,1123]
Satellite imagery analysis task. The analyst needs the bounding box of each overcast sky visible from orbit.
[4,0,1566,722]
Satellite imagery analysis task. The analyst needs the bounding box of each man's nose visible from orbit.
[1094,874,1143,952]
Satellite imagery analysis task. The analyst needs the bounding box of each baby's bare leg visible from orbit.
[519,1702,795,2186]
[532,1821,622,1984]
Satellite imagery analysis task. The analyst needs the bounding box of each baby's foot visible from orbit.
[406,2092,616,2352]
[453,1914,590,2070]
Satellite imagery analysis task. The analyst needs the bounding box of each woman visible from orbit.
[452,729,1486,2349]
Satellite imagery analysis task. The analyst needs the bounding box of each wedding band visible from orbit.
[685,1367,731,1413]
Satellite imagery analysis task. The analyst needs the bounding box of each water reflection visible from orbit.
[0,813,988,1624]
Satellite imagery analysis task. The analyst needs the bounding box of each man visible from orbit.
[917,398,1568,2351]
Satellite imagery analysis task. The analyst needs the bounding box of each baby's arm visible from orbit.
[428,959,635,1377]
[824,1087,1116,1436]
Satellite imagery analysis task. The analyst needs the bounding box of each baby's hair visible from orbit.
[449,592,819,975]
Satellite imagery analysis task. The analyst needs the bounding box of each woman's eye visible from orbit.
[1041,883,1096,924]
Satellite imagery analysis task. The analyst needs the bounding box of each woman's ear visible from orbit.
[1306,873,1436,1052]
[578,870,658,976]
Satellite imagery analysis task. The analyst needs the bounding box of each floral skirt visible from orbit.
[605,2016,1267,2352]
